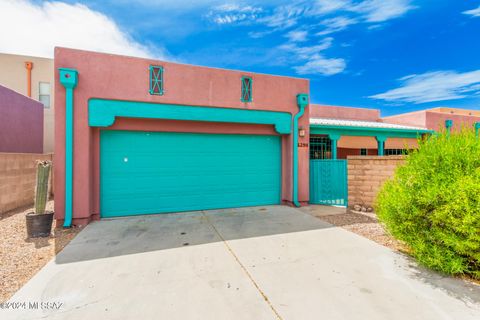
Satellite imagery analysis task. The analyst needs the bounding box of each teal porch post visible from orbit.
[293,93,308,207]
[475,122,480,137]
[59,68,78,227]
[328,134,341,159]
[376,135,387,156]
[445,119,453,136]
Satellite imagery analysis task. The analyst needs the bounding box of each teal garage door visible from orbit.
[100,130,281,217]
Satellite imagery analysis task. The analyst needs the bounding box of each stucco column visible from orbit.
[376,135,387,156]
[329,134,341,159]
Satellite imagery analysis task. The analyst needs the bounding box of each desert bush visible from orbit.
[375,129,480,278]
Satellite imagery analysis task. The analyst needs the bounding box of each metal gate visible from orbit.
[309,159,348,206]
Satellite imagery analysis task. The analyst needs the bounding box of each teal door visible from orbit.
[100,130,281,217]
[310,160,348,206]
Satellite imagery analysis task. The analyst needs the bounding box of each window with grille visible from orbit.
[149,65,164,95]
[384,149,407,155]
[360,148,368,156]
[241,76,252,102]
[39,82,50,108]
[310,135,332,159]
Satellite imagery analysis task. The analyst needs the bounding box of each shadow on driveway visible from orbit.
[55,205,332,264]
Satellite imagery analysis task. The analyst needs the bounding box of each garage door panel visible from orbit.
[100,131,281,217]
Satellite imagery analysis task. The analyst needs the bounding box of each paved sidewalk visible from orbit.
[2,206,479,320]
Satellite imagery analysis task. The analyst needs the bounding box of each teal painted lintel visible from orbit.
[293,93,309,207]
[88,99,291,134]
[59,68,78,228]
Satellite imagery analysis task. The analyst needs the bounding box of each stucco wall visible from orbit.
[321,134,417,154]
[0,53,54,152]
[0,85,43,153]
[382,110,427,128]
[347,156,405,208]
[425,111,480,131]
[0,153,53,214]
[383,109,480,132]
[54,47,310,224]
[311,104,380,121]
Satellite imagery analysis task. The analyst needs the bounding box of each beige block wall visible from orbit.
[0,153,53,214]
[347,156,405,208]
[0,53,54,153]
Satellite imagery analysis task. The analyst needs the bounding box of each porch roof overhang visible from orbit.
[310,118,433,139]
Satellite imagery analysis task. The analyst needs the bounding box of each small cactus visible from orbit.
[34,160,52,215]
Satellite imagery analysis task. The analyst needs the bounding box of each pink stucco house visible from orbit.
[383,107,480,132]
[54,48,433,225]
[0,84,43,153]
[54,48,310,226]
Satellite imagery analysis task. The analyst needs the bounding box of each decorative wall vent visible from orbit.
[241,76,252,102]
[149,65,164,95]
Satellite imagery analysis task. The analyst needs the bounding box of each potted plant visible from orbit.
[26,160,53,238]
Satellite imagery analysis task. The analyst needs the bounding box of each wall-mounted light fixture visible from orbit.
[298,126,306,137]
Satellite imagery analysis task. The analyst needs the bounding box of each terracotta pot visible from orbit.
[26,212,54,238]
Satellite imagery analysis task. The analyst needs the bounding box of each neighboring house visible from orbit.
[310,104,428,158]
[0,84,43,153]
[307,104,431,206]
[383,107,480,132]
[0,53,54,153]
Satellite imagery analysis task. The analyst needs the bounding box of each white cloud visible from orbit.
[280,37,346,76]
[207,4,263,25]
[316,16,357,35]
[0,0,167,59]
[259,3,307,29]
[463,5,480,17]
[370,70,480,104]
[208,0,415,36]
[285,30,308,42]
[310,0,350,14]
[350,0,415,22]
[294,55,346,75]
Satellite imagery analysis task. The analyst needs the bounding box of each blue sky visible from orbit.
[2,1,480,116]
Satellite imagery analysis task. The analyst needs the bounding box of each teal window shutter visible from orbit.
[149,65,164,95]
[241,76,252,102]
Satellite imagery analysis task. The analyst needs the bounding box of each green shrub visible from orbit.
[375,129,480,279]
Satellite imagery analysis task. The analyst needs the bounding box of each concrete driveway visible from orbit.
[2,206,480,320]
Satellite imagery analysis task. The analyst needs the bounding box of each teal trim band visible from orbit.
[88,99,292,134]
[293,93,308,207]
[59,68,78,228]
[310,125,433,138]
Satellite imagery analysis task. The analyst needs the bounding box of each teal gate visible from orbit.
[310,159,348,206]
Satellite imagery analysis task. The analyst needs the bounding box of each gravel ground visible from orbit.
[0,200,83,302]
[303,206,407,252]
